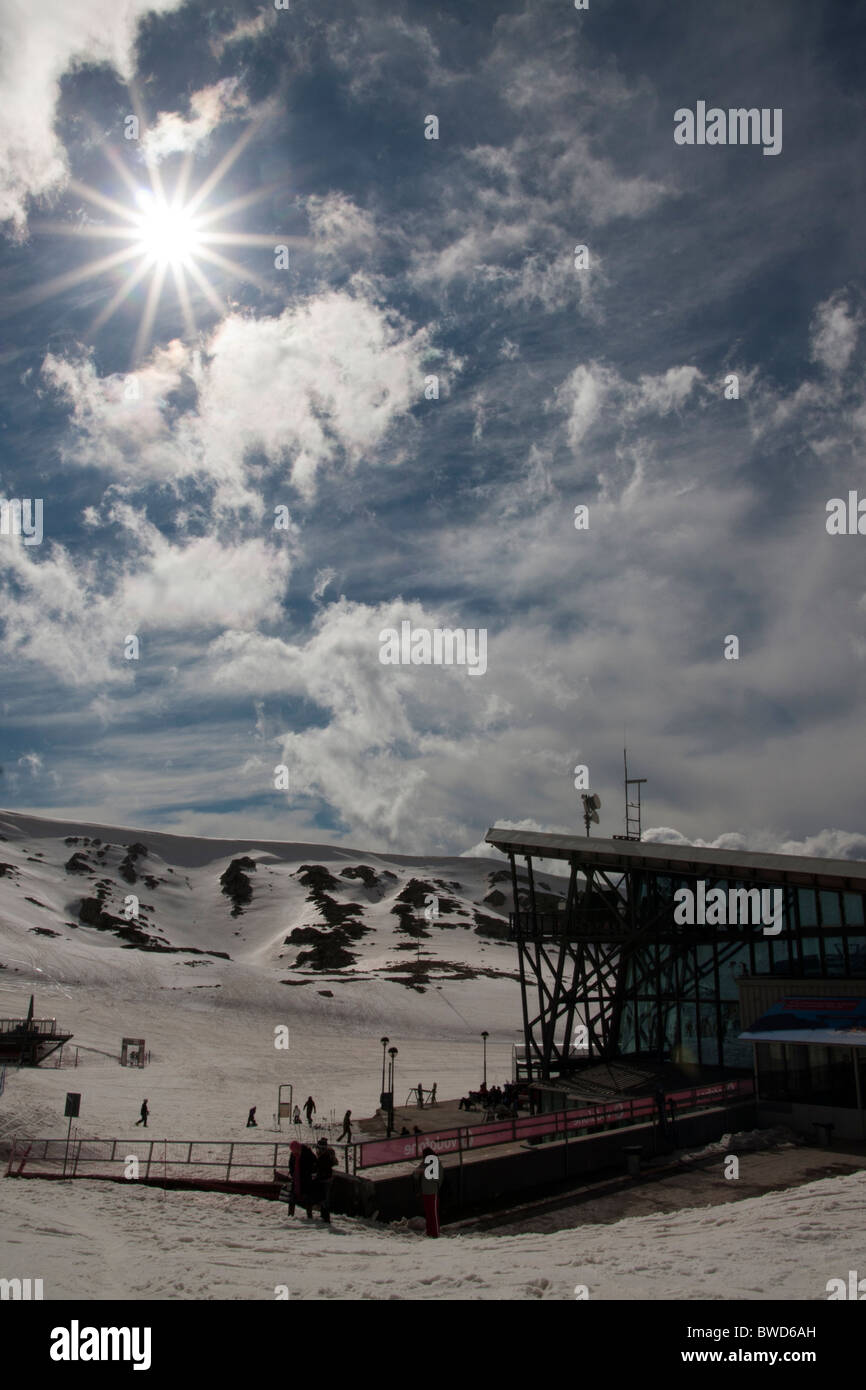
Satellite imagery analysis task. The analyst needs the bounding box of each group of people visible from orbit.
[284,1137,338,1222]
[248,1096,355,1140]
[457,1081,520,1115]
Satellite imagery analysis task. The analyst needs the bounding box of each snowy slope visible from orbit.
[0,809,563,1143]
[2,1168,863,1301]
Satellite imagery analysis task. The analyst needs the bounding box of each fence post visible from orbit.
[145,1141,154,1180]
[226,1142,234,1182]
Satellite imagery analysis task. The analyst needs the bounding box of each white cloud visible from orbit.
[810,291,861,374]
[311,568,337,602]
[0,512,291,685]
[41,290,436,507]
[0,0,184,237]
[139,79,250,162]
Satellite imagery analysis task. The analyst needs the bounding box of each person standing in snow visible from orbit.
[292,1104,302,1126]
[430,1082,437,1106]
[287,1140,315,1219]
[337,1109,352,1143]
[135,1099,149,1128]
[246,1106,257,1128]
[314,1137,338,1223]
[413,1147,445,1238]
[304,1096,316,1126]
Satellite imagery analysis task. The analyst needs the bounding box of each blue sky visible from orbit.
[1,0,865,859]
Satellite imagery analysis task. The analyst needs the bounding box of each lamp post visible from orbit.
[387,1046,398,1136]
[481,1030,489,1087]
[380,1036,389,1101]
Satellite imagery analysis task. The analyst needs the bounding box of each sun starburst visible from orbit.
[6,95,304,365]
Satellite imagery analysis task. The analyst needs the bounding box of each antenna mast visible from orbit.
[613,747,646,841]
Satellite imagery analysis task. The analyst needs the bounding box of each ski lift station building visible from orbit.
[487,827,866,1139]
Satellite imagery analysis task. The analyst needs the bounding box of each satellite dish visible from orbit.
[591,793,601,809]
[581,793,600,824]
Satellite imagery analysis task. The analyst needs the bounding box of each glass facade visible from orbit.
[614,877,866,1071]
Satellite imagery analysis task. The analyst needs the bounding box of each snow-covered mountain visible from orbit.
[0,808,568,1040]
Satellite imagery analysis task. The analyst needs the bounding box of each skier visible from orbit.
[413,1147,445,1238]
[246,1106,257,1128]
[287,1140,315,1219]
[314,1136,338,1223]
[135,1099,149,1128]
[303,1096,316,1126]
[337,1109,352,1143]
[292,1104,302,1126]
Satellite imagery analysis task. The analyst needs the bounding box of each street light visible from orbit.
[380,1036,389,1101]
[387,1046,398,1137]
[481,1030,489,1087]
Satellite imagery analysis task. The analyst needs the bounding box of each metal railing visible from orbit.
[6,1078,755,1185]
[355,1078,754,1172]
[0,1017,62,1035]
[6,1137,300,1183]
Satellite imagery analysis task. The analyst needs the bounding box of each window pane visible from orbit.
[752,940,770,975]
[819,892,841,926]
[823,937,848,976]
[844,893,864,927]
[848,938,866,975]
[798,889,817,927]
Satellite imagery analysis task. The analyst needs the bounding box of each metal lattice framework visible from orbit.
[487,828,866,1083]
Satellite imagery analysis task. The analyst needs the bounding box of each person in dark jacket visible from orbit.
[303,1096,316,1126]
[246,1106,257,1127]
[135,1099,149,1127]
[655,1083,668,1137]
[413,1147,446,1237]
[337,1109,352,1143]
[287,1140,315,1218]
[314,1137,338,1223]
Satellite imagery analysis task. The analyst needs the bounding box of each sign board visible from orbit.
[277,1083,293,1125]
[64,1092,81,1118]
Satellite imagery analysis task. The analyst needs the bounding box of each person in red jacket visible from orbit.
[413,1147,446,1237]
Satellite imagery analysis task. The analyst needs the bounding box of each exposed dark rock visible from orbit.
[287,920,365,970]
[220,856,257,916]
[64,853,91,874]
[29,927,59,937]
[295,864,341,892]
[473,910,510,939]
[119,841,148,884]
[483,889,507,907]
[339,865,379,887]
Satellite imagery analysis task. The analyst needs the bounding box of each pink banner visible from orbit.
[358,1078,754,1170]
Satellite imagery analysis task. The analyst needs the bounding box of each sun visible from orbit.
[10,96,303,365]
[132,191,202,268]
